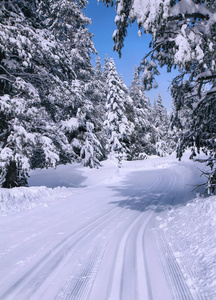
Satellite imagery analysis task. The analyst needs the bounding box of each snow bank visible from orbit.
[158,195,216,299]
[0,159,121,216]
[0,186,75,216]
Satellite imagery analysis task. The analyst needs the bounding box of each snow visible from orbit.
[0,154,215,299]
[0,186,67,216]
[170,0,210,18]
[130,0,170,32]
[28,163,87,188]
[40,136,59,167]
[61,117,79,131]
[174,33,191,66]
[196,70,212,81]
[207,86,216,94]
[0,147,13,166]
[157,195,216,299]
[195,44,204,62]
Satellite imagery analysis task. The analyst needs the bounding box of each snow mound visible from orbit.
[0,186,74,216]
[158,195,216,298]
[0,159,121,216]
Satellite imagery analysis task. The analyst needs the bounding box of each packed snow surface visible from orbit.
[0,153,215,299]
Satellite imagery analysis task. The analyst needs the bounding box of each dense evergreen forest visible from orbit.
[0,0,215,193]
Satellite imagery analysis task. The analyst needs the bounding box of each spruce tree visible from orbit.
[129,66,156,157]
[104,58,133,159]
[153,94,173,157]
[103,54,110,83]
[95,56,103,80]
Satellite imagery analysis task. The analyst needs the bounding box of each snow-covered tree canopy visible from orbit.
[101,0,216,192]
[129,65,157,157]
[0,0,103,187]
[104,57,134,158]
[101,0,215,89]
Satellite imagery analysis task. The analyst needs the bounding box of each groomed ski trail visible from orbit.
[0,162,202,300]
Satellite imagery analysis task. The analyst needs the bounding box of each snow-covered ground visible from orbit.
[0,153,215,299]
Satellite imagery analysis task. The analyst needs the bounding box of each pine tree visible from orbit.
[103,54,110,83]
[104,58,133,159]
[95,56,103,80]
[129,65,156,158]
[153,94,173,157]
[92,56,108,158]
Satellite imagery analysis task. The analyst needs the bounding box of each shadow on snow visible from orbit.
[108,168,203,213]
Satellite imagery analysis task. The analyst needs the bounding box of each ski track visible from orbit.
[1,202,125,299]
[107,172,162,300]
[57,173,162,300]
[154,168,205,300]
[153,169,192,300]
[0,166,200,300]
[0,194,111,259]
[155,230,194,300]
[139,168,177,300]
[156,224,204,300]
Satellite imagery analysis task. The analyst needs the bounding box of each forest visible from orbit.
[0,0,215,192]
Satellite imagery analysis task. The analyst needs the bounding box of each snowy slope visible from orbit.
[157,195,216,299]
[0,154,215,299]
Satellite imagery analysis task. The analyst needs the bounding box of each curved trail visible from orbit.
[0,165,199,299]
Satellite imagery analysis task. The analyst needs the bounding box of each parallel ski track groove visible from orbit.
[154,169,196,300]
[56,235,107,300]
[64,245,101,300]
[107,171,163,300]
[157,230,194,300]
[0,201,125,300]
[141,169,177,300]
[59,185,156,300]
[161,228,205,300]
[121,173,163,300]
[54,210,130,300]
[0,196,110,259]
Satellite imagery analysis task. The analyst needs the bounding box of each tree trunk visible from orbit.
[2,161,27,188]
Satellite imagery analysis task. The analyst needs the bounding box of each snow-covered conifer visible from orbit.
[129,66,156,157]
[0,0,103,186]
[153,94,173,156]
[0,0,71,187]
[103,54,110,83]
[104,58,133,159]
[95,56,103,80]
[101,0,216,191]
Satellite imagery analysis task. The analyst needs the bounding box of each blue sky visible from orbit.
[84,1,177,110]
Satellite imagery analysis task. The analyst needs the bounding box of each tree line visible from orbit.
[0,0,173,188]
[1,0,215,194]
